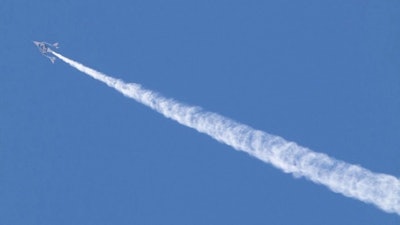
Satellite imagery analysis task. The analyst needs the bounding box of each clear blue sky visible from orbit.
[1,0,399,224]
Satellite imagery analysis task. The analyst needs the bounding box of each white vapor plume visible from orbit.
[51,51,400,215]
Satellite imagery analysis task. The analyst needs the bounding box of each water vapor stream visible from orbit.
[52,51,400,215]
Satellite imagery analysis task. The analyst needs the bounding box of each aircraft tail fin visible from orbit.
[53,42,59,48]
[49,56,56,64]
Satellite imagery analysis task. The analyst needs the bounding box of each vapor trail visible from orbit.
[51,51,400,215]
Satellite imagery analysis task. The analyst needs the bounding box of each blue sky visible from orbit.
[1,0,399,224]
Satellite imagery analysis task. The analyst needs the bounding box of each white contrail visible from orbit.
[51,51,400,215]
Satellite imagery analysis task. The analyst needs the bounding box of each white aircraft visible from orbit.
[33,41,59,63]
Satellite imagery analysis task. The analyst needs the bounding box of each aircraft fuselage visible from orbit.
[33,41,59,63]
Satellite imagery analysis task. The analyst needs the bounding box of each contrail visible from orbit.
[51,51,400,216]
